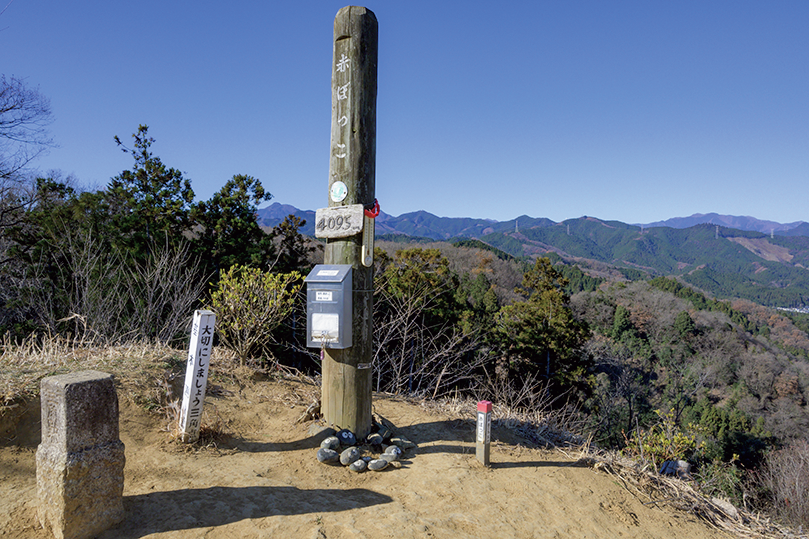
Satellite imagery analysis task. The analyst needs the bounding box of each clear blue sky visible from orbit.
[3,1,807,224]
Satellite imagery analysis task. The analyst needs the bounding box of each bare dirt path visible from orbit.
[0,377,729,539]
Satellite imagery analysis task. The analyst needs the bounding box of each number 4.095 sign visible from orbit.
[315,205,364,239]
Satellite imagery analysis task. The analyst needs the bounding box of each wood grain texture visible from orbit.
[322,6,377,439]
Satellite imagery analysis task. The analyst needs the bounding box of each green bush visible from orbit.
[623,409,704,471]
[693,459,745,506]
[210,265,302,365]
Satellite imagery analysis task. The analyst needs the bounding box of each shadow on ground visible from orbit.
[231,416,561,460]
[100,485,392,538]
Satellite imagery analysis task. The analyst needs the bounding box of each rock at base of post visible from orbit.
[36,441,125,539]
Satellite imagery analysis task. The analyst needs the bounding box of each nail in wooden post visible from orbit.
[476,400,492,466]
[321,5,378,440]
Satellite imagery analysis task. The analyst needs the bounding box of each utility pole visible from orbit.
[321,6,378,439]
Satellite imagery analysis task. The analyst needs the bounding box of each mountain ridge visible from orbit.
[257,203,807,239]
[639,212,807,234]
[257,203,809,307]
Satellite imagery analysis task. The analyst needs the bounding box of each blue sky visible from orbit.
[3,1,807,224]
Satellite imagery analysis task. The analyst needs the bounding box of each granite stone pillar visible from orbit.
[36,370,125,539]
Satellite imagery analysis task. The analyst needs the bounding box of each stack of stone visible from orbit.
[315,421,416,472]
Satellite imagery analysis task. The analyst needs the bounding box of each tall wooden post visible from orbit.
[322,6,377,439]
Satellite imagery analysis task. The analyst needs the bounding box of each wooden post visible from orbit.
[476,400,492,466]
[178,310,216,443]
[321,6,378,439]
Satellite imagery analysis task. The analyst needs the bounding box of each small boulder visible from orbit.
[320,436,340,450]
[711,497,739,520]
[340,447,361,466]
[349,459,368,473]
[366,433,384,446]
[316,448,340,464]
[383,445,403,460]
[368,458,389,471]
[390,436,417,450]
[376,425,393,441]
[659,459,691,479]
[308,424,336,441]
[336,429,357,447]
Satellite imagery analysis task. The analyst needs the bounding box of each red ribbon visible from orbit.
[364,199,380,218]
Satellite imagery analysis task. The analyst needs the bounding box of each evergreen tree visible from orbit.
[190,174,275,272]
[270,214,318,274]
[496,257,591,395]
[108,125,194,258]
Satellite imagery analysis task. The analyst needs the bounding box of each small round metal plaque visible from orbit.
[330,181,348,202]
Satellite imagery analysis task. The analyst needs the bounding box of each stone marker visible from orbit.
[36,370,125,539]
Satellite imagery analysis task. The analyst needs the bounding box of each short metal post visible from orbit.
[476,400,492,466]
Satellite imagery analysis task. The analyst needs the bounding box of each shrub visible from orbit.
[693,459,745,506]
[753,439,809,529]
[210,265,302,365]
[623,409,704,471]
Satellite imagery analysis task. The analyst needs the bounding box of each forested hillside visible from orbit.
[483,218,809,308]
[364,237,809,526]
[259,204,809,308]
[2,79,808,529]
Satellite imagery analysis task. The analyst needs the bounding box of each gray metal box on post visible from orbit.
[305,264,353,349]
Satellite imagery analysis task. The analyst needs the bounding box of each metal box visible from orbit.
[305,264,353,349]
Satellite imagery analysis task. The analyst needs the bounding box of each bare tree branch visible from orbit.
[0,75,54,181]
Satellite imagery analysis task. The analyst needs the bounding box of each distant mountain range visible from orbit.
[639,213,809,236]
[257,203,808,240]
[257,203,552,239]
[257,204,809,307]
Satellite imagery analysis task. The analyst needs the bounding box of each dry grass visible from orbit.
[418,393,585,448]
[754,440,809,532]
[0,334,260,435]
[579,453,807,539]
[1,334,180,406]
[2,337,807,538]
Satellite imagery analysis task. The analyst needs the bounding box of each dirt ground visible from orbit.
[0,375,731,539]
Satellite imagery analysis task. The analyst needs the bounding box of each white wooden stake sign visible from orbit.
[476,400,492,466]
[179,310,216,443]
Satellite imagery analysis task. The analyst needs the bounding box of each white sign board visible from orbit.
[312,313,340,342]
[316,291,333,302]
[179,310,216,443]
[315,205,364,239]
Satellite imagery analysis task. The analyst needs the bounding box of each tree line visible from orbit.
[3,75,809,530]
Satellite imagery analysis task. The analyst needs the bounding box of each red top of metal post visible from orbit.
[477,401,492,413]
